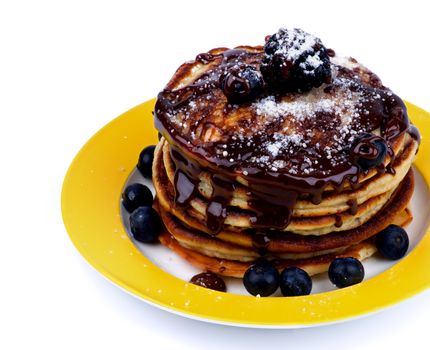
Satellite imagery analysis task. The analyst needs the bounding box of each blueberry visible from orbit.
[129,207,161,243]
[375,224,409,260]
[280,267,312,296]
[137,145,156,178]
[328,257,364,288]
[122,183,153,213]
[351,133,388,170]
[221,66,263,103]
[261,28,331,92]
[243,260,279,296]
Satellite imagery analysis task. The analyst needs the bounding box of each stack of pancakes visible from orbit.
[152,45,419,277]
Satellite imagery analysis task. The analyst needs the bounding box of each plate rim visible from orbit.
[61,99,430,328]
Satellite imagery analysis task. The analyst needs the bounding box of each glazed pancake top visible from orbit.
[155,48,412,176]
[154,29,420,234]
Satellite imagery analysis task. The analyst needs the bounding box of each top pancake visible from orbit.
[154,46,410,182]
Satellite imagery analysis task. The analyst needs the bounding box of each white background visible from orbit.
[1,1,429,349]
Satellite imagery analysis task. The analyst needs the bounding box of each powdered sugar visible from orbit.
[265,133,303,156]
[300,54,324,74]
[225,62,374,175]
[254,95,337,121]
[253,70,363,125]
[274,28,319,62]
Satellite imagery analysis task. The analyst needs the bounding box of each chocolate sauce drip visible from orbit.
[251,231,271,256]
[174,170,197,205]
[386,167,396,175]
[248,185,298,230]
[408,124,421,144]
[351,182,362,191]
[195,53,215,64]
[385,145,396,175]
[380,98,409,143]
[326,48,336,57]
[190,272,226,292]
[311,192,323,205]
[334,215,343,228]
[206,202,227,234]
[347,199,358,215]
[170,145,232,235]
[170,147,200,206]
[155,48,419,233]
[206,174,234,234]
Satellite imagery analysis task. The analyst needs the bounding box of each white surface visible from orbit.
[1,0,429,349]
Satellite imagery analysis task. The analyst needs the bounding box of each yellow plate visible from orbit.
[61,99,430,328]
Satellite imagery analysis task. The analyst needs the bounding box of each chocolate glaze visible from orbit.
[251,231,271,255]
[408,124,421,144]
[154,47,419,235]
[334,215,343,228]
[174,170,197,205]
[347,199,358,215]
[190,272,226,292]
[326,48,336,57]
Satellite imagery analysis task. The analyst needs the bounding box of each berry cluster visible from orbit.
[122,145,161,243]
[242,224,409,296]
[220,28,332,103]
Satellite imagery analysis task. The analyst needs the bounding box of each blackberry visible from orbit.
[261,28,331,92]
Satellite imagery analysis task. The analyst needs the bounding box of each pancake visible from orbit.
[156,168,414,256]
[161,135,417,217]
[153,136,416,236]
[150,28,420,280]
[157,203,412,277]
[159,232,378,278]
[157,204,412,262]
